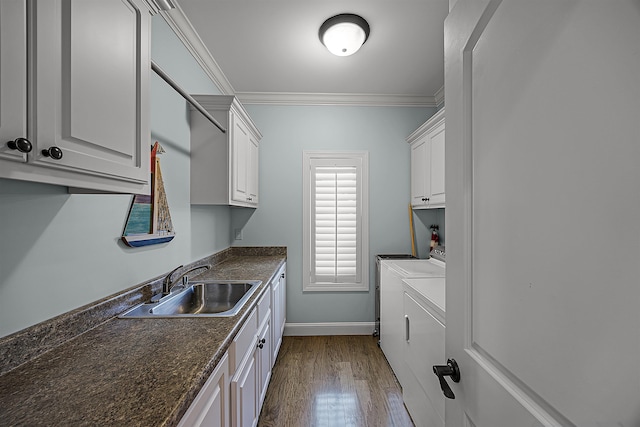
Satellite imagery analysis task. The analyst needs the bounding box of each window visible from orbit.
[303,151,369,291]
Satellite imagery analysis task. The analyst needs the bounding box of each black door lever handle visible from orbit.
[433,358,460,399]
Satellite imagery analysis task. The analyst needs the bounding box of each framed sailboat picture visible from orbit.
[121,142,175,247]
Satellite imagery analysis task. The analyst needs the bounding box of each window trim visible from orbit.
[303,151,369,292]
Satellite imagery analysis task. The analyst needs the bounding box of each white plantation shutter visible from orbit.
[313,166,360,283]
[303,152,369,291]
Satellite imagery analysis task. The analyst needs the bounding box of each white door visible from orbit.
[444,1,640,426]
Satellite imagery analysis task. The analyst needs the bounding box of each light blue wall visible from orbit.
[0,15,443,335]
[0,17,230,338]
[232,105,436,324]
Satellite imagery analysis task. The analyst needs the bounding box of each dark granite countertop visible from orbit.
[0,247,286,427]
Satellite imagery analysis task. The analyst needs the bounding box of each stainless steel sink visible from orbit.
[119,280,261,318]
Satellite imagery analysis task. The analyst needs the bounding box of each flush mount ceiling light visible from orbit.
[319,13,370,57]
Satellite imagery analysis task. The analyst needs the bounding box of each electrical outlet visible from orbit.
[234,228,243,240]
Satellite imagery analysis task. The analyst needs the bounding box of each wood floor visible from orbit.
[258,335,414,427]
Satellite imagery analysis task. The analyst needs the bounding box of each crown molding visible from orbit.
[158,5,235,95]
[236,92,438,107]
[406,107,445,143]
[142,0,161,15]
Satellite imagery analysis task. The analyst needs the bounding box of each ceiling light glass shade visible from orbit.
[319,14,370,57]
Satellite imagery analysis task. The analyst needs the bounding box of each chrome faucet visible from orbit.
[162,264,211,296]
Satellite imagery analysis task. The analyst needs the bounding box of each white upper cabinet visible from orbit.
[0,1,28,164]
[248,134,259,205]
[1,0,153,194]
[408,109,445,209]
[190,95,262,208]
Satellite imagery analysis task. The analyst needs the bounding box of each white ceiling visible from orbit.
[173,0,449,105]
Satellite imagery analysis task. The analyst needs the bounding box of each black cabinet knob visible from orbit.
[260,338,266,344]
[7,137,32,153]
[258,343,264,349]
[41,146,63,160]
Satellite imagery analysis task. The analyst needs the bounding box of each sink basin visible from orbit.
[119,280,261,318]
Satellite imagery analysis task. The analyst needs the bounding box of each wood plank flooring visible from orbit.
[258,336,414,427]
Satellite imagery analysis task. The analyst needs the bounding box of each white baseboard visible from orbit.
[284,322,375,336]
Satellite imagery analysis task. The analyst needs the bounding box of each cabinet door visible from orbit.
[403,292,444,427]
[247,135,259,205]
[271,266,286,364]
[31,0,150,188]
[257,318,271,408]
[410,138,429,207]
[231,350,258,427]
[231,112,250,204]
[278,267,286,339]
[0,0,28,163]
[178,352,230,427]
[270,275,281,364]
[0,0,27,162]
[428,122,446,207]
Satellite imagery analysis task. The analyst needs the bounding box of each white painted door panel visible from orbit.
[257,319,271,407]
[178,352,229,427]
[445,1,640,426]
[0,1,27,163]
[232,352,258,427]
[411,138,429,206]
[428,123,445,206]
[248,135,259,204]
[271,266,286,364]
[232,113,249,203]
[32,0,150,185]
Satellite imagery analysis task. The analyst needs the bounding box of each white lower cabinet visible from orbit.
[179,263,287,427]
[270,265,286,365]
[230,307,259,427]
[403,291,445,427]
[255,284,272,409]
[178,353,230,427]
[256,313,271,408]
[232,349,258,427]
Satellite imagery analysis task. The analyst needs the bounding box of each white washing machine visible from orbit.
[379,247,445,386]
